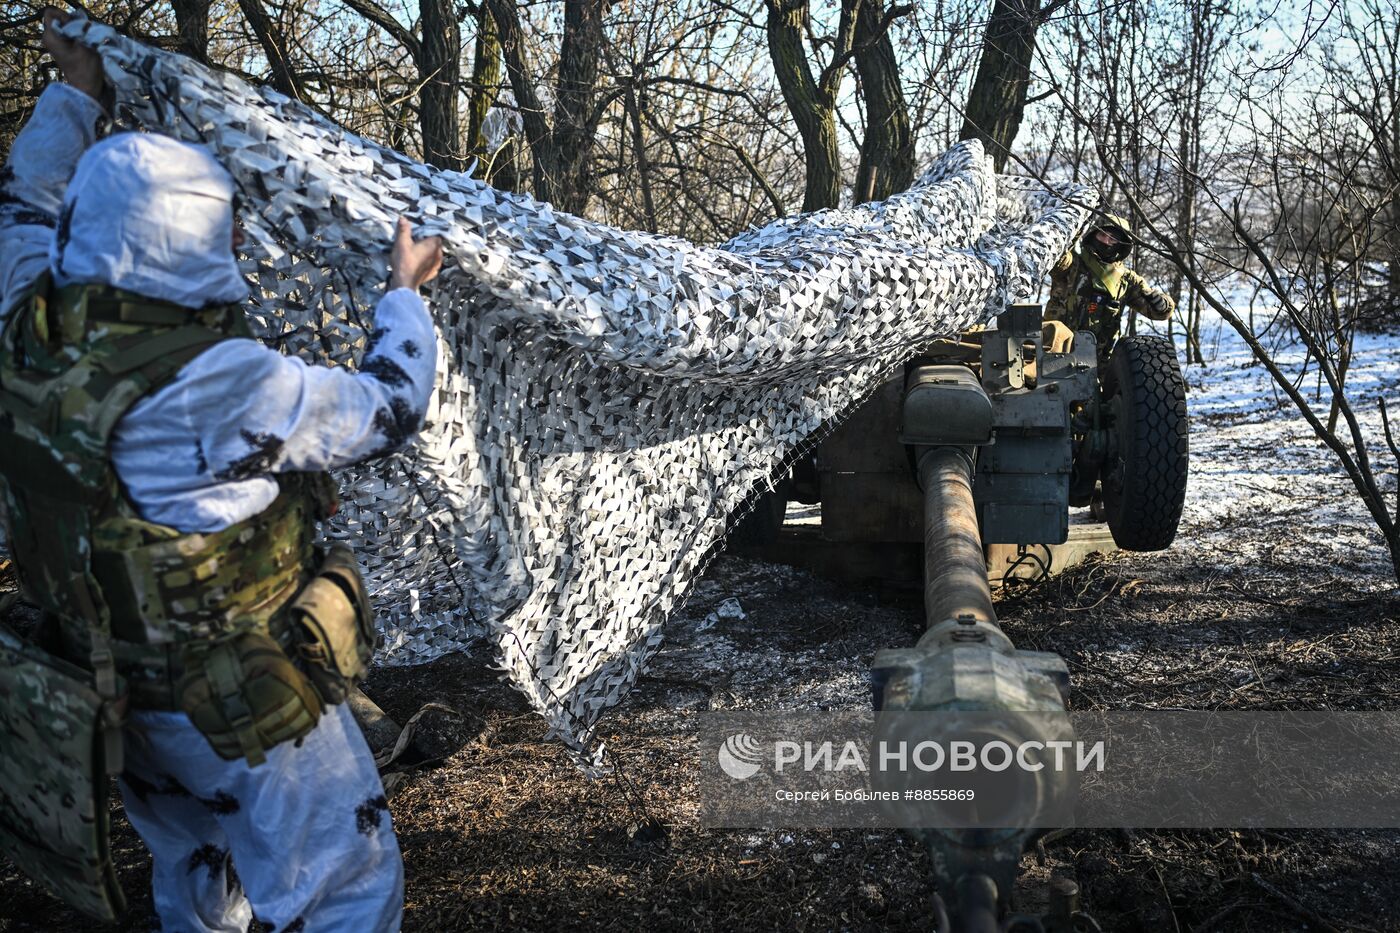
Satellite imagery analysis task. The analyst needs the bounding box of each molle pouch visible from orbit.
[0,624,127,921]
[291,545,376,706]
[176,630,322,767]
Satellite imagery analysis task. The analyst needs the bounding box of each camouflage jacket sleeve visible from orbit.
[0,83,106,319]
[111,288,439,531]
[1121,268,1175,320]
[1043,250,1075,320]
[160,289,438,478]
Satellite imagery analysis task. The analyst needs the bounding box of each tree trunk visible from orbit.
[623,78,658,232]
[1169,121,1190,313]
[550,0,606,215]
[486,0,603,213]
[853,0,913,204]
[1389,533,1400,587]
[466,5,505,182]
[1324,257,1353,434]
[1187,290,1204,364]
[487,0,554,202]
[418,0,463,171]
[236,0,303,100]
[169,0,212,64]
[1183,3,1206,364]
[1389,198,1400,320]
[765,0,843,211]
[958,0,1042,172]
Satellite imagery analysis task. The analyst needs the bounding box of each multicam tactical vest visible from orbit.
[0,274,334,709]
[0,275,346,922]
[1064,249,1129,360]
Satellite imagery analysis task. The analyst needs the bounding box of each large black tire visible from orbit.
[1101,335,1188,551]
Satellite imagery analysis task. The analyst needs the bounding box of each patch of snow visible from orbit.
[1135,303,1399,584]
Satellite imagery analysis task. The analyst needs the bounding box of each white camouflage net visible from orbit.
[70,21,1092,771]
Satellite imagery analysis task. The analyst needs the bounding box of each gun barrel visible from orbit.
[918,446,996,634]
[954,875,1002,933]
[871,308,1089,931]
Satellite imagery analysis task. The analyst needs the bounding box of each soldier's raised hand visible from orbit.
[41,7,104,101]
[388,218,443,292]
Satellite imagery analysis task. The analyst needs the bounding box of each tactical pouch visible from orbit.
[291,545,376,706]
[175,630,322,767]
[0,623,127,921]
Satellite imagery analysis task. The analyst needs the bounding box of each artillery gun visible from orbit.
[739,303,1188,931]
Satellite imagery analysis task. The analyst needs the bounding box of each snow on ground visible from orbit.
[1140,306,1400,585]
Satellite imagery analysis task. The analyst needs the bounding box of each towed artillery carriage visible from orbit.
[736,303,1189,931]
[742,303,1189,586]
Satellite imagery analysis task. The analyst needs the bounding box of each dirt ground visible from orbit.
[4,540,1400,932]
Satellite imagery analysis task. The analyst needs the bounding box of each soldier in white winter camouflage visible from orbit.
[0,8,444,931]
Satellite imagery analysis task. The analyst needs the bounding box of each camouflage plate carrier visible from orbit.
[0,274,351,920]
[1058,249,1129,361]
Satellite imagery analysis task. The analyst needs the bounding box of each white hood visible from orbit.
[50,132,249,307]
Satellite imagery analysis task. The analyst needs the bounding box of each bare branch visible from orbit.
[341,0,420,61]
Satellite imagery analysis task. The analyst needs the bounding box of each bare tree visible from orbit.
[486,0,606,214]
[1327,0,1400,325]
[1162,0,1232,362]
[852,0,914,203]
[958,0,1069,172]
[1047,11,1400,581]
[763,0,858,211]
[464,4,518,189]
[591,1,802,239]
[343,0,466,170]
[169,0,211,63]
[236,0,305,101]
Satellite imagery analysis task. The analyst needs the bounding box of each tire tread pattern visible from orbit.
[1103,335,1189,551]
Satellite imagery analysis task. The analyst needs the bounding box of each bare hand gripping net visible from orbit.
[69,21,1092,771]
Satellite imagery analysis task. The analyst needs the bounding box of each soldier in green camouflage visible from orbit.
[0,9,443,931]
[1043,214,1176,363]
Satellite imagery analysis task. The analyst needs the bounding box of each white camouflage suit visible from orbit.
[0,83,437,932]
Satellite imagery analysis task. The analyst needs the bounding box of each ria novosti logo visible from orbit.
[714,733,1106,780]
[718,733,764,779]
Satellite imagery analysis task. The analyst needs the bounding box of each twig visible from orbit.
[1192,900,1257,932]
[1249,872,1344,933]
[1380,397,1400,522]
[1153,863,1182,933]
